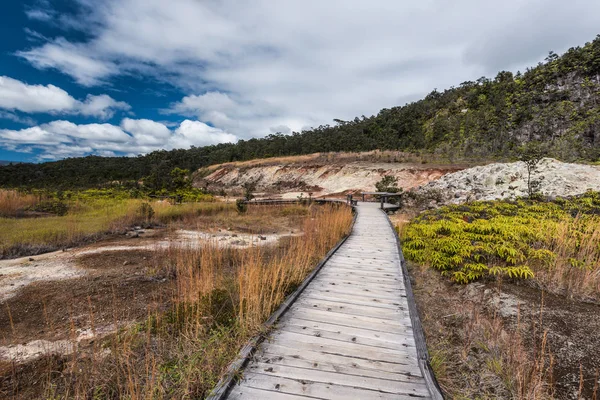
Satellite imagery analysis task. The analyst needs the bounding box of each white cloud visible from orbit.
[0,118,237,160]
[0,76,129,119]
[18,39,117,86]
[25,9,54,21]
[78,94,130,119]
[171,120,237,148]
[13,0,600,150]
[0,76,77,113]
[121,118,171,146]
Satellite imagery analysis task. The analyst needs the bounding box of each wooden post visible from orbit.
[380,196,384,209]
[362,193,365,202]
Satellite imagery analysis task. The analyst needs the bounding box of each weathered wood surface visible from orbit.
[226,202,436,399]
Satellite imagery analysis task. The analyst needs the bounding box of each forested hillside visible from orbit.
[2,35,600,188]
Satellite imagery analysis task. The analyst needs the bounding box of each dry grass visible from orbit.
[2,204,353,398]
[538,216,600,300]
[411,264,555,399]
[0,200,236,258]
[0,190,39,217]
[201,150,477,172]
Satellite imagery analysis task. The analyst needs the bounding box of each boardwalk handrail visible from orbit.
[383,210,445,399]
[206,204,357,400]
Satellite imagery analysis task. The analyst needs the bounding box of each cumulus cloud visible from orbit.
[0,76,129,119]
[13,0,600,149]
[0,119,237,160]
[172,120,237,148]
[78,94,130,119]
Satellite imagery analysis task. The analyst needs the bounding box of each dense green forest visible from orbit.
[2,35,600,188]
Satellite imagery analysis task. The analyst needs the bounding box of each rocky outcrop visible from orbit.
[197,162,462,197]
[418,158,600,204]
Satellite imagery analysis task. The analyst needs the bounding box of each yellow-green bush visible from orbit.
[402,191,600,285]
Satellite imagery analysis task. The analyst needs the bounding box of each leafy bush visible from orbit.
[402,191,600,285]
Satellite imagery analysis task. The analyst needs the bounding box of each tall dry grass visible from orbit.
[0,189,39,217]
[537,215,600,300]
[419,264,555,399]
[3,204,352,398]
[109,204,350,398]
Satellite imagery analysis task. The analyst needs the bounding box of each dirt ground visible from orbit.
[0,206,307,399]
[409,263,600,399]
[0,247,174,397]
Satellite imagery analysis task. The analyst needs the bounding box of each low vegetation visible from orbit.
[402,191,600,300]
[0,188,225,259]
[401,191,600,398]
[1,203,353,398]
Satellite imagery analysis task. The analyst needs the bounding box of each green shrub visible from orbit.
[402,192,600,284]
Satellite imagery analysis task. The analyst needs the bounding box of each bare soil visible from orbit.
[0,248,174,397]
[198,155,470,198]
[0,206,309,398]
[410,263,600,399]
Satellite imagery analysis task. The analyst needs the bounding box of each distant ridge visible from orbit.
[1,34,600,188]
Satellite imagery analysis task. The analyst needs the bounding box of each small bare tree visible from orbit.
[519,142,545,197]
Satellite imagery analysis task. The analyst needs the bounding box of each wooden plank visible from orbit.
[286,305,413,330]
[277,321,417,352]
[248,359,424,385]
[311,278,403,291]
[301,288,407,306]
[266,331,413,363]
[303,285,406,301]
[256,342,419,375]
[299,292,406,310]
[320,266,399,279]
[327,256,399,267]
[238,373,424,400]
[301,292,407,310]
[292,298,410,321]
[304,284,406,298]
[324,262,399,273]
[284,308,412,334]
[244,363,431,396]
[315,273,402,286]
[309,277,402,290]
[257,351,419,381]
[333,252,401,262]
[277,314,416,345]
[227,385,317,400]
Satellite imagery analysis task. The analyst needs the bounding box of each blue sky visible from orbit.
[1,0,599,162]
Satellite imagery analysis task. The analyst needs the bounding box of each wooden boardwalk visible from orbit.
[224,202,438,399]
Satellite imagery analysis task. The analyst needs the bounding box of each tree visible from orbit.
[169,168,191,191]
[375,175,403,206]
[519,142,546,197]
[375,175,401,193]
[242,181,257,201]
